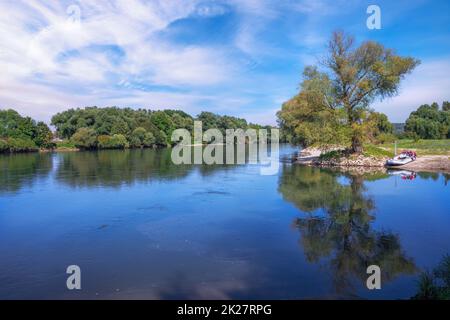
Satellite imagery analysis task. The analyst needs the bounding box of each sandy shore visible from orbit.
[390,155,450,174]
[296,147,450,174]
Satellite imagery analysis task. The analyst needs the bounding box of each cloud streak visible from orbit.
[0,0,449,125]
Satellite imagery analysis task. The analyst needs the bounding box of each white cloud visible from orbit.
[0,0,231,120]
[373,57,450,122]
[1,0,448,129]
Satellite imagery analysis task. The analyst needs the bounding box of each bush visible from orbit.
[363,145,394,158]
[154,130,168,146]
[71,127,97,149]
[376,133,396,144]
[143,132,155,147]
[35,121,55,148]
[98,134,128,149]
[110,134,129,149]
[0,139,8,152]
[97,135,112,149]
[56,139,77,149]
[6,137,38,152]
[319,150,343,161]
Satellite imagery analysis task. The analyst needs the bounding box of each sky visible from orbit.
[0,0,449,125]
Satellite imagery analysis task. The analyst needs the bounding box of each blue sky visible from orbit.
[0,0,449,125]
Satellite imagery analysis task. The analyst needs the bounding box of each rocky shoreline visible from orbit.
[296,147,450,174]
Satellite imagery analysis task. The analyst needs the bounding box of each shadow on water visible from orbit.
[1,144,281,192]
[0,152,53,194]
[54,147,252,188]
[54,148,194,188]
[278,165,418,297]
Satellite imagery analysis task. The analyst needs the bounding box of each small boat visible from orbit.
[387,169,417,180]
[386,150,417,166]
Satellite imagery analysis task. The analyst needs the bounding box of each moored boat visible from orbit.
[386,150,417,166]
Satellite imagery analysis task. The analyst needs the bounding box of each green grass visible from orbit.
[377,139,450,155]
[362,144,394,158]
[56,140,77,149]
[318,150,343,161]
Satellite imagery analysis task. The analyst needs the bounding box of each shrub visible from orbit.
[319,150,343,161]
[0,139,8,152]
[97,135,112,149]
[130,127,147,148]
[143,132,155,147]
[154,130,168,146]
[56,139,77,149]
[376,133,396,144]
[98,134,128,149]
[71,127,97,149]
[6,137,38,152]
[35,121,55,148]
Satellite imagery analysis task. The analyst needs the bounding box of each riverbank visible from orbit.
[39,147,79,152]
[296,146,450,174]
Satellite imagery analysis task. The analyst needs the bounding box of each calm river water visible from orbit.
[0,145,449,299]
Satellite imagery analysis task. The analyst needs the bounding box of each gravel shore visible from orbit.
[296,147,450,174]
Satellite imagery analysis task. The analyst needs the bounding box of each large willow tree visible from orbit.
[279,31,419,153]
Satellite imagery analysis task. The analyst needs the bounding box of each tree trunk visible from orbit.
[351,134,363,154]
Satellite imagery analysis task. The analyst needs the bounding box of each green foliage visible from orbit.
[153,130,168,146]
[51,107,199,149]
[278,31,418,153]
[71,127,97,149]
[377,139,450,155]
[6,137,38,152]
[375,133,396,144]
[362,144,394,158]
[277,67,352,147]
[367,112,394,143]
[35,121,55,148]
[413,254,450,300]
[0,109,53,151]
[319,150,344,161]
[405,102,450,139]
[0,138,8,152]
[443,101,450,112]
[97,134,128,149]
[2,107,268,152]
[150,111,175,138]
[278,166,416,292]
[130,127,155,148]
[56,139,76,149]
[143,132,155,147]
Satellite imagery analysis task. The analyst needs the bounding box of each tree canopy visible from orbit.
[404,102,450,139]
[50,107,267,150]
[0,109,54,152]
[278,31,419,152]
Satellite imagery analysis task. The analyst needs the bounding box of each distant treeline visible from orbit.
[0,107,272,153]
[0,109,54,152]
[404,101,450,139]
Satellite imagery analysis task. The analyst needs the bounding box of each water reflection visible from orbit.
[0,153,52,193]
[0,146,274,192]
[279,165,417,295]
[55,149,196,188]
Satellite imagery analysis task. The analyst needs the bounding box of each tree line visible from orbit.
[0,107,270,153]
[404,102,450,139]
[0,109,54,152]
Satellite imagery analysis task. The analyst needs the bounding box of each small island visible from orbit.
[277,32,450,174]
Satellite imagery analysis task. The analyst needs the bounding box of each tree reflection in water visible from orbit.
[279,165,417,296]
[0,152,53,193]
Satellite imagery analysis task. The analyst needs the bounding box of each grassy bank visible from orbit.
[376,139,450,155]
